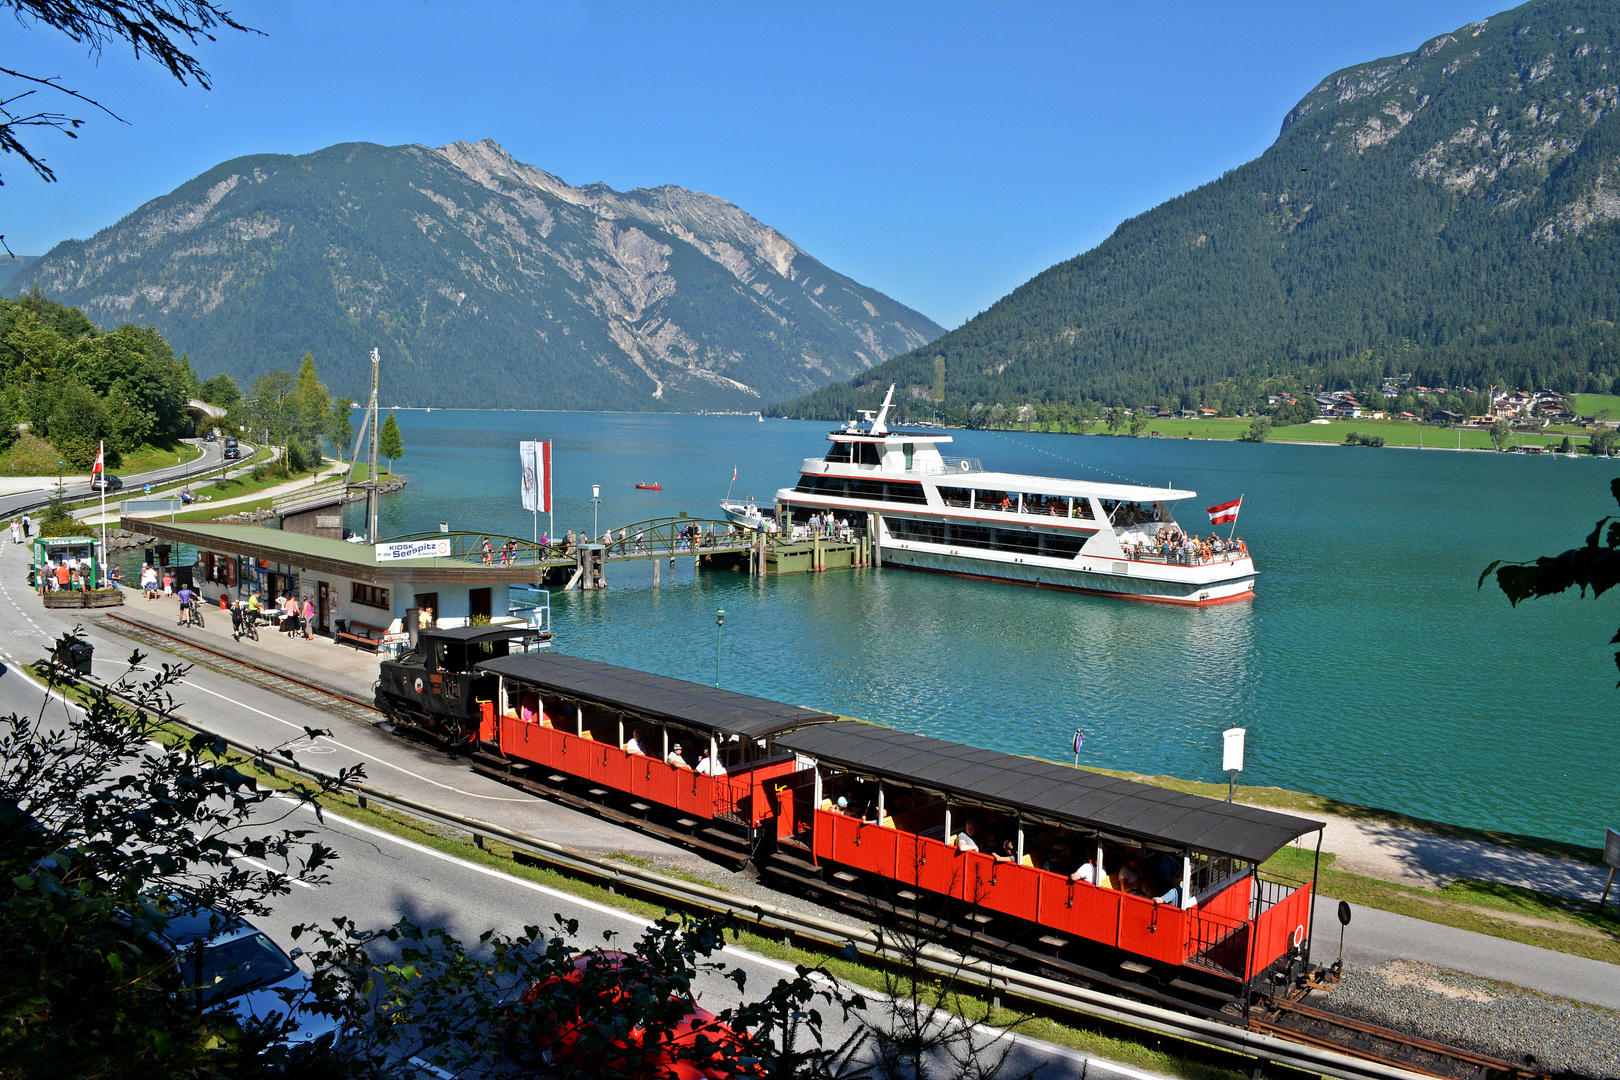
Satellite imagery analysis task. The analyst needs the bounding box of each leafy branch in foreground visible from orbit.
[1480,477,1620,683]
[0,633,358,1077]
[2,0,258,183]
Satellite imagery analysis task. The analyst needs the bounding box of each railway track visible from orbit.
[87,615,1559,1080]
[1250,998,1539,1080]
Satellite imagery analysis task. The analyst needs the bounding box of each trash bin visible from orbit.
[55,637,93,677]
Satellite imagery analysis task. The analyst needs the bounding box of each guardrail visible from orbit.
[49,662,1435,1080]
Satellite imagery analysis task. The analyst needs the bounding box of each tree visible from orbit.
[1105,407,1122,434]
[1591,429,1618,457]
[245,369,297,456]
[1482,478,1620,684]
[327,400,354,460]
[1,637,352,1076]
[198,372,240,408]
[1242,417,1271,442]
[1560,435,1574,454]
[1128,410,1148,437]
[377,410,403,473]
[1489,417,1512,451]
[1,1,255,186]
[291,353,335,469]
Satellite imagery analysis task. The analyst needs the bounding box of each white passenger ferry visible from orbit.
[774,387,1256,605]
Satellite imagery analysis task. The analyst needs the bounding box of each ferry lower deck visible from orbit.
[878,534,1256,604]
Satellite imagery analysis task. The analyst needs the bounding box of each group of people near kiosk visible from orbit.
[33,554,103,593]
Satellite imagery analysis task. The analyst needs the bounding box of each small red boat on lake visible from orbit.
[635,482,662,490]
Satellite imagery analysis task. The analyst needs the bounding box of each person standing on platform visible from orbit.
[303,597,315,640]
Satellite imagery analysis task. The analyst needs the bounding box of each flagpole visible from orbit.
[97,440,107,588]
[1230,494,1242,541]
[533,435,539,547]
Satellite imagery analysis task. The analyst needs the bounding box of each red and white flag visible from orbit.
[1206,497,1242,525]
[92,442,104,475]
[732,466,738,482]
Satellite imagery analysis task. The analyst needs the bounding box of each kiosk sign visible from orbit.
[375,538,451,562]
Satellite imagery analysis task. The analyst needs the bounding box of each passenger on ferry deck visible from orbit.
[954,820,980,852]
[696,749,727,776]
[666,742,689,769]
[624,731,646,756]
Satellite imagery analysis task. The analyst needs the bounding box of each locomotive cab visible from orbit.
[377,624,549,745]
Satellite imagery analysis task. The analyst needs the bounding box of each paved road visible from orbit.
[1,542,1615,1017]
[0,438,234,519]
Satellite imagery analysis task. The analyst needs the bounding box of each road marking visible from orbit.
[229,848,315,888]
[96,659,531,802]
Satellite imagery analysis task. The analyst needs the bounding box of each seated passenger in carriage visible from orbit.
[954,819,981,852]
[666,742,690,769]
[696,747,727,776]
[624,730,646,756]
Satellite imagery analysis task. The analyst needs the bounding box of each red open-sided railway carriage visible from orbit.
[376,628,1324,995]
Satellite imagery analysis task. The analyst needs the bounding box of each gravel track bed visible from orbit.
[1317,959,1620,1078]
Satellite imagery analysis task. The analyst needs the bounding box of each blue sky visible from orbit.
[3,0,1504,328]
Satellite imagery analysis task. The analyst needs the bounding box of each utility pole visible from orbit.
[367,348,380,543]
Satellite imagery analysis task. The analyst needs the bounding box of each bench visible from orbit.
[336,619,388,651]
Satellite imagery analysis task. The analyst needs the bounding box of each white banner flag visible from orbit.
[520,441,539,513]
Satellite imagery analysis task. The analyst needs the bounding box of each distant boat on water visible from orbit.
[635,482,662,490]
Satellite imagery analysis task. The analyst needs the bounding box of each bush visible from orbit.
[1241,417,1271,442]
[1344,431,1386,447]
[251,459,291,482]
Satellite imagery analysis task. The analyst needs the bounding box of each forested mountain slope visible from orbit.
[774,0,1620,420]
[8,140,942,410]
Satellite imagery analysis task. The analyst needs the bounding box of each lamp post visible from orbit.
[591,484,601,541]
[715,609,726,688]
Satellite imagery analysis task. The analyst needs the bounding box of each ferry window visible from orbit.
[1072,498,1095,520]
[947,524,993,549]
[885,517,944,544]
[1042,532,1084,558]
[824,442,853,464]
[937,486,972,509]
[975,490,1017,513]
[903,443,915,471]
[1021,493,1065,517]
[856,441,883,466]
[993,530,1042,555]
[881,481,927,504]
[352,583,390,609]
[848,478,885,499]
[795,475,848,497]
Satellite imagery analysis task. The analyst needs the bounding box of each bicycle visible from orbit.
[181,602,204,629]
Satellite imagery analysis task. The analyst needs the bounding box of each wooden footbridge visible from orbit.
[384,515,872,589]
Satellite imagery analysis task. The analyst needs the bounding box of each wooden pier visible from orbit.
[383,514,875,590]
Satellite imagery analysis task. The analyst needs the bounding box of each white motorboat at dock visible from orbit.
[774,387,1256,605]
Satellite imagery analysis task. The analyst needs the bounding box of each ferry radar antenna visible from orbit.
[870,384,896,435]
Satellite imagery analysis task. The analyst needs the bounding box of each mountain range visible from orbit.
[774,0,1620,421]
[7,139,942,410]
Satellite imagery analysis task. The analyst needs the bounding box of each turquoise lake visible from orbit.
[356,410,1619,847]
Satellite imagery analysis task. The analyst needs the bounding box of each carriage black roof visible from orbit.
[422,624,547,644]
[776,721,1322,864]
[477,652,838,738]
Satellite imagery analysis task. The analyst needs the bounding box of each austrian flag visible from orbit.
[1206,497,1242,525]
